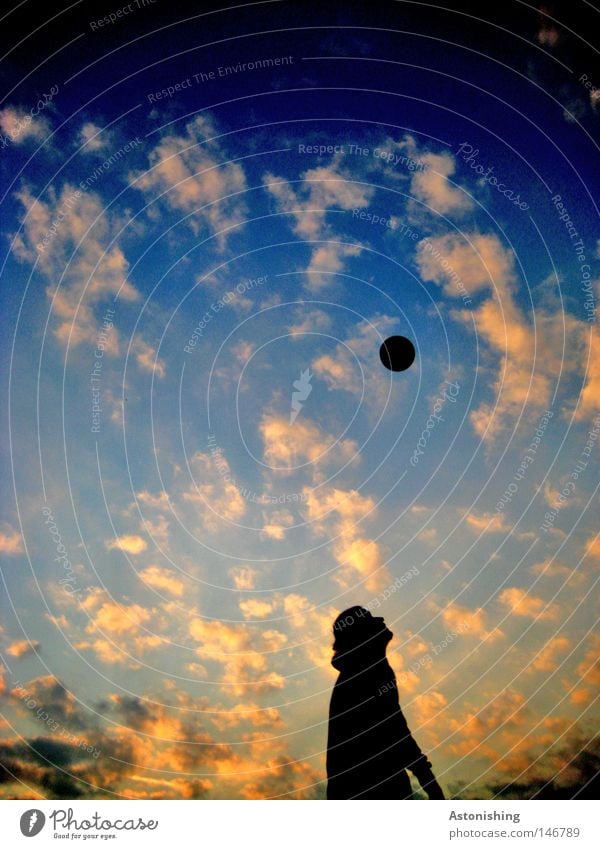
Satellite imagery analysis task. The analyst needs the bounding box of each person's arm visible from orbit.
[410,758,445,799]
[387,697,446,799]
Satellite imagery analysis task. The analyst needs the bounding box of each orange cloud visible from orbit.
[132,336,166,379]
[189,619,287,695]
[86,600,152,636]
[183,451,246,531]
[0,524,24,555]
[411,150,473,215]
[13,184,138,351]
[529,635,571,673]
[239,599,275,620]
[107,534,148,555]
[133,114,247,249]
[585,535,600,558]
[465,511,510,534]
[211,702,284,731]
[415,231,594,441]
[260,415,358,472]
[6,640,40,659]
[139,565,185,598]
[229,566,258,590]
[498,587,559,621]
[442,602,502,642]
[261,509,294,541]
[302,485,389,592]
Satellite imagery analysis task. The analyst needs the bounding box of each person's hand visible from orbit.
[416,769,445,799]
[413,762,446,799]
[425,779,445,800]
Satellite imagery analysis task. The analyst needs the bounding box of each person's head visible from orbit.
[331,606,393,666]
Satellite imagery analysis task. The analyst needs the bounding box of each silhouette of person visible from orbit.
[326,606,445,799]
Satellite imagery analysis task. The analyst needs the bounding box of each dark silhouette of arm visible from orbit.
[380,685,445,799]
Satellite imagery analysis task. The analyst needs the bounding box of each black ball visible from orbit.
[379,336,416,372]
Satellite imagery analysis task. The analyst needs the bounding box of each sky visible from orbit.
[0,0,598,800]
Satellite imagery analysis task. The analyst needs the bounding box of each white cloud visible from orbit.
[133,114,247,248]
[182,451,246,532]
[416,231,596,439]
[132,336,166,379]
[306,242,361,291]
[13,184,139,351]
[139,565,185,597]
[265,157,372,291]
[78,122,110,152]
[107,534,148,555]
[0,524,24,555]
[411,149,473,215]
[0,105,49,145]
[260,414,358,475]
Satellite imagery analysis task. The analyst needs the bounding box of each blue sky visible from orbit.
[0,0,598,799]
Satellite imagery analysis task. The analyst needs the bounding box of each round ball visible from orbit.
[379,336,416,372]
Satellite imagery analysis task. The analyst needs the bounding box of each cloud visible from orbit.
[417,527,438,544]
[1,677,223,798]
[0,676,322,799]
[543,479,583,510]
[498,587,559,621]
[132,114,246,248]
[85,599,152,636]
[136,490,171,511]
[67,589,168,667]
[465,511,511,534]
[311,314,397,411]
[264,157,371,291]
[574,331,600,422]
[536,26,560,47]
[133,492,172,549]
[447,687,528,763]
[210,702,284,731]
[231,339,254,365]
[530,558,586,586]
[229,566,258,590]
[238,599,275,619]
[6,640,40,659]
[287,308,332,337]
[106,534,148,555]
[416,231,594,439]
[0,524,24,555]
[132,337,166,379]
[302,485,390,591]
[182,451,246,532]
[239,750,321,799]
[529,635,570,673]
[1,662,325,797]
[281,593,338,667]
[138,565,185,598]
[78,122,110,152]
[475,734,600,800]
[260,509,294,540]
[259,414,358,473]
[0,105,49,145]
[188,619,287,695]
[265,158,373,240]
[441,602,502,642]
[305,242,361,291]
[12,184,139,351]
[416,232,515,299]
[585,535,600,558]
[411,150,473,215]
[569,634,600,706]
[302,484,375,530]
